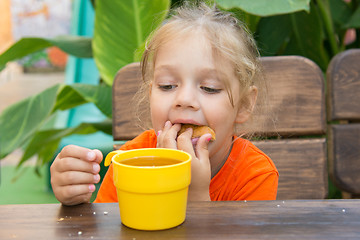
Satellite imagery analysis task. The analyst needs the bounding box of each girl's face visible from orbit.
[150,32,244,161]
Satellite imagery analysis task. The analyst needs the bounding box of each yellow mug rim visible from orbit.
[108,148,191,169]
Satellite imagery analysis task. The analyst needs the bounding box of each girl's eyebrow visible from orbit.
[154,65,226,81]
[198,68,227,82]
[154,65,176,73]
[199,68,218,77]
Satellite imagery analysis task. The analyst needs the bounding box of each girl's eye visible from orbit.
[159,84,177,91]
[201,86,221,94]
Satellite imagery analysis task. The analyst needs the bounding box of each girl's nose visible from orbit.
[174,85,199,110]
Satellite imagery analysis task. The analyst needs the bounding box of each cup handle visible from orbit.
[104,150,125,166]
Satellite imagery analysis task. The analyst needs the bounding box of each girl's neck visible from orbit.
[210,136,234,179]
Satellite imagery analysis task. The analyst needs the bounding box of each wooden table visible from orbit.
[1,200,360,239]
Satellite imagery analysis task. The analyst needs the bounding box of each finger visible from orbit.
[57,185,95,206]
[61,192,93,206]
[177,128,195,156]
[158,121,173,140]
[157,122,181,149]
[163,120,173,131]
[156,121,171,148]
[156,130,162,148]
[59,145,98,162]
[195,133,212,164]
[92,149,103,164]
[162,121,181,140]
[54,156,100,174]
[57,171,100,186]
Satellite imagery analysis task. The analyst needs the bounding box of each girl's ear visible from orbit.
[235,86,258,124]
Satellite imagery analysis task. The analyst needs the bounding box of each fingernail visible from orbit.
[89,184,96,192]
[94,174,100,182]
[87,151,96,161]
[204,134,212,142]
[157,130,162,136]
[165,121,171,127]
[93,164,100,173]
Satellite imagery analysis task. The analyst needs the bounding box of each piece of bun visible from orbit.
[178,124,216,141]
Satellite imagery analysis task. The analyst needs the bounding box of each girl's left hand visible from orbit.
[156,121,212,201]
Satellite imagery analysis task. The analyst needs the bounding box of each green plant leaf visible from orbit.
[284,3,329,70]
[53,86,88,112]
[328,0,351,47]
[224,7,261,33]
[344,6,360,28]
[242,13,261,34]
[0,84,62,159]
[69,84,112,118]
[329,0,352,27]
[17,121,112,168]
[216,0,310,16]
[256,15,292,56]
[35,138,61,176]
[54,84,112,118]
[0,38,51,70]
[48,35,93,58]
[0,36,92,70]
[93,0,170,85]
[0,83,112,160]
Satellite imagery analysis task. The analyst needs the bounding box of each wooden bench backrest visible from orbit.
[327,49,360,196]
[113,56,328,200]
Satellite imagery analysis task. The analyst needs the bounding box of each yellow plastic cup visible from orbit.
[104,148,191,231]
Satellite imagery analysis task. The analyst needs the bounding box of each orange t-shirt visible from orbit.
[94,130,278,203]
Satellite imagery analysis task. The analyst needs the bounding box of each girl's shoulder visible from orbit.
[231,137,277,171]
[120,129,157,150]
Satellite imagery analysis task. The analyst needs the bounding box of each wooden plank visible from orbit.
[254,138,328,199]
[327,49,360,121]
[112,62,144,141]
[259,56,326,136]
[328,124,360,194]
[2,201,360,239]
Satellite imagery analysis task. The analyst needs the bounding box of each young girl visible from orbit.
[50,3,278,206]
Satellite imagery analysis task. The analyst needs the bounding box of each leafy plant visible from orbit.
[0,0,170,171]
[0,0,358,172]
[228,0,360,71]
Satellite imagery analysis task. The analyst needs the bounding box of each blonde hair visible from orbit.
[135,2,268,138]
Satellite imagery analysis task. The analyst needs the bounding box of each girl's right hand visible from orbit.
[157,121,212,201]
[50,145,103,206]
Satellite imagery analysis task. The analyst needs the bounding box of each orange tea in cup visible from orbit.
[104,148,191,231]
[120,157,182,167]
